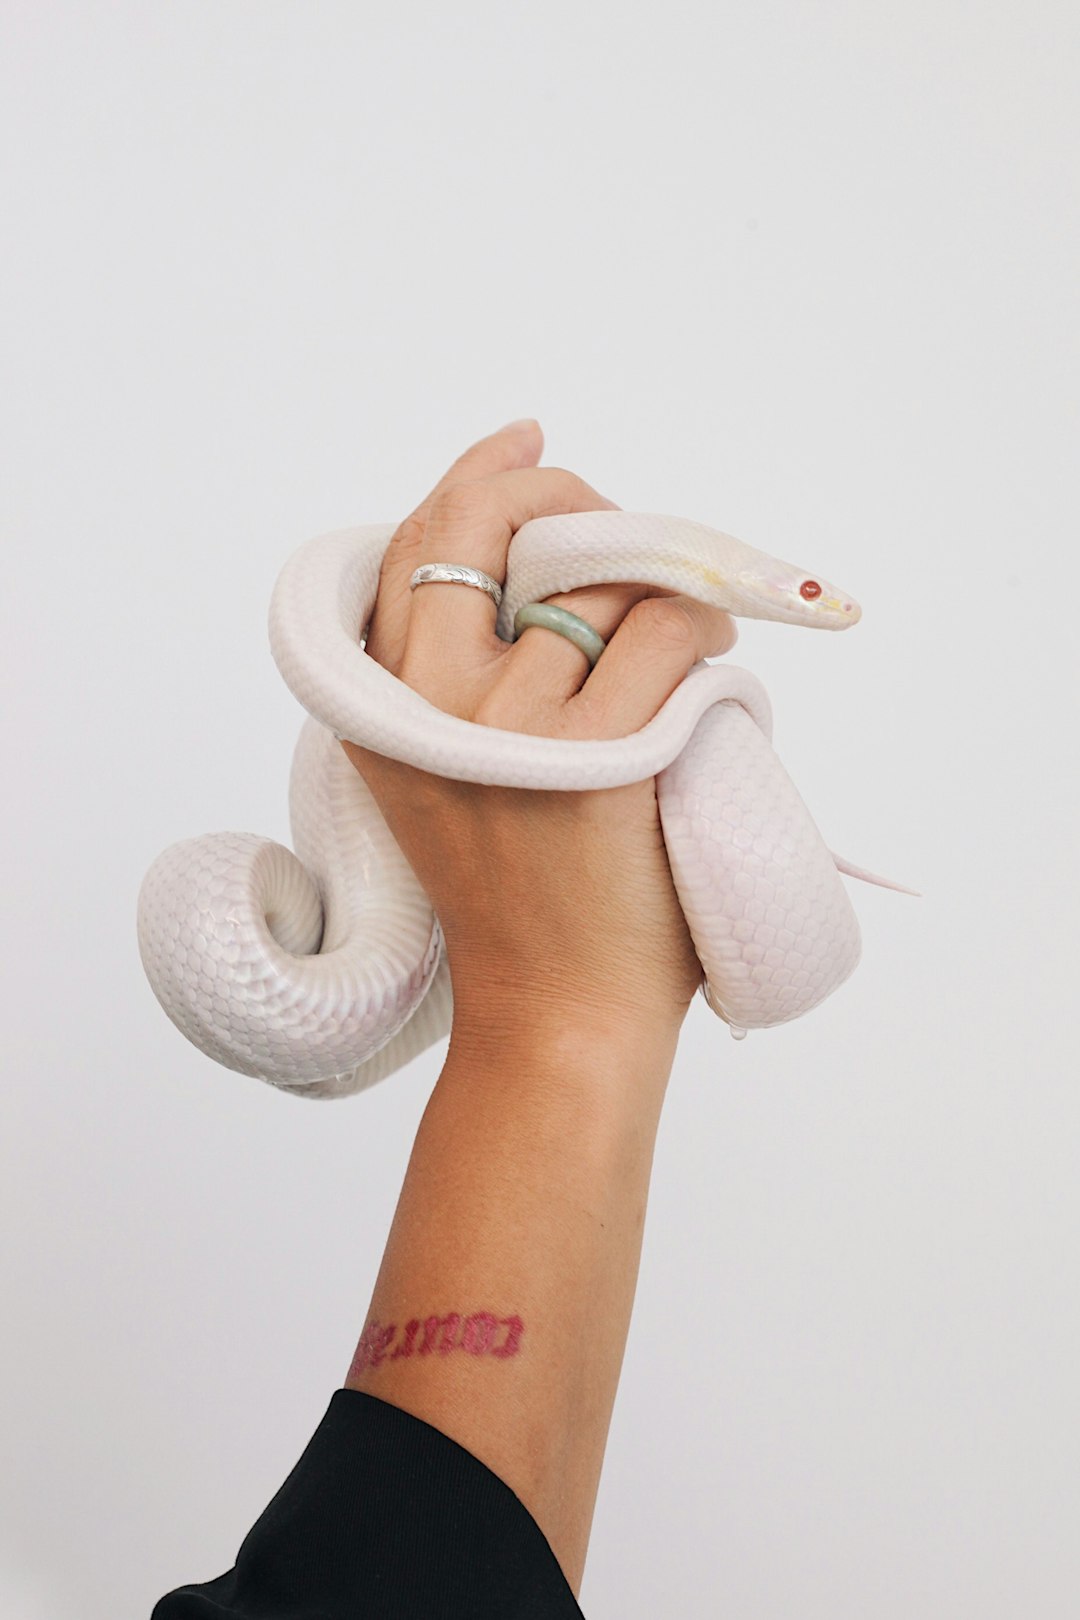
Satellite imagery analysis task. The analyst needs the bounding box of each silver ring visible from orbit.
[409,562,503,608]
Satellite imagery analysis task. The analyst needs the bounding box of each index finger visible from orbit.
[366,419,545,669]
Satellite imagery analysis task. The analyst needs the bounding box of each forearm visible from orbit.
[344,998,680,1596]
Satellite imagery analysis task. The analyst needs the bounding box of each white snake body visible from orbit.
[137,512,913,1099]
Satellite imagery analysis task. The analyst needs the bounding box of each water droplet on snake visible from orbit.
[729,1024,747,1041]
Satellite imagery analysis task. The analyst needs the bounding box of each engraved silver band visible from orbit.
[409,562,503,608]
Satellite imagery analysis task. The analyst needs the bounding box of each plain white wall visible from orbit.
[3,2,1077,1616]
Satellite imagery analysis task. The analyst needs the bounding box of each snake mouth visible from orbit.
[821,595,861,625]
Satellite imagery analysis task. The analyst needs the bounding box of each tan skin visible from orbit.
[340,420,736,1596]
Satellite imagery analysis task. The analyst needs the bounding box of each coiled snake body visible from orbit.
[137,511,915,1099]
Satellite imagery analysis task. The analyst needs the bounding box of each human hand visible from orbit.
[341,420,738,1041]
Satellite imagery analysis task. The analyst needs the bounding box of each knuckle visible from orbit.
[629,597,697,650]
[540,465,601,502]
[395,656,461,722]
[563,687,605,735]
[471,687,516,729]
[474,690,563,737]
[429,480,494,529]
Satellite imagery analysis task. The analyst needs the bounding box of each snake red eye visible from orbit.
[799,579,822,600]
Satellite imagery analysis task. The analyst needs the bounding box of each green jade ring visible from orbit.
[512,603,607,669]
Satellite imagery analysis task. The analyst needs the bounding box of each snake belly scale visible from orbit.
[136,510,916,1099]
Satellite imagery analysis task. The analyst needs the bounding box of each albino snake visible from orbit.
[137,511,917,1099]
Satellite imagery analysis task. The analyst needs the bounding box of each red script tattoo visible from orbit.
[348,1310,525,1376]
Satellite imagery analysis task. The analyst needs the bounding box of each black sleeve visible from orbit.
[151,1387,586,1619]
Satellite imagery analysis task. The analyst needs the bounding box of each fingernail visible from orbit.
[497,417,539,433]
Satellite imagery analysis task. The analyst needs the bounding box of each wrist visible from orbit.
[445,978,683,1120]
[445,943,691,1051]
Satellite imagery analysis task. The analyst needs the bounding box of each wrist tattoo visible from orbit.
[348,1310,525,1376]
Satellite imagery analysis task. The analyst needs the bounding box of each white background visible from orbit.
[3,3,1077,1616]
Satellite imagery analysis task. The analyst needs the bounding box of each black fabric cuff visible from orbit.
[151,1387,585,1618]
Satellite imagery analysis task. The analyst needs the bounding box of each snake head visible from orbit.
[734,556,861,629]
